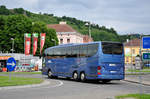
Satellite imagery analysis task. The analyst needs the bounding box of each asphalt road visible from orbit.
[0,74,150,99]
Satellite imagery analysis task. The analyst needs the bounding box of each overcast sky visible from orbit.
[1,0,150,34]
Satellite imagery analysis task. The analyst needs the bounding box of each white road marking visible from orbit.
[32,80,64,89]
[52,80,64,88]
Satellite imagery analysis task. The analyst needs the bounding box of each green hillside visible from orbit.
[0,5,122,42]
[0,5,58,54]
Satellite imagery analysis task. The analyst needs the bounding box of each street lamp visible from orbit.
[51,39,56,46]
[85,22,91,38]
[11,38,14,53]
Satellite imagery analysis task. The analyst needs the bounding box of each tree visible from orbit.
[0,5,122,44]
[0,16,7,52]
[31,21,58,55]
[0,5,11,15]
[4,15,32,53]
[110,28,117,35]
[14,8,25,14]
[0,16,6,30]
[31,21,47,33]
[0,15,58,54]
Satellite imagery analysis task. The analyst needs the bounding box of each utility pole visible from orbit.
[85,22,91,38]
[11,38,14,54]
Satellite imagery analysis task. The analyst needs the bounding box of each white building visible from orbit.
[47,22,93,44]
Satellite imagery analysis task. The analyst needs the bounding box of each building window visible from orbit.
[60,39,63,44]
[67,39,70,43]
[126,57,129,62]
[132,56,135,62]
[132,49,135,54]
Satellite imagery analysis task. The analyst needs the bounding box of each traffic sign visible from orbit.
[6,57,16,72]
[142,53,150,60]
[143,37,150,49]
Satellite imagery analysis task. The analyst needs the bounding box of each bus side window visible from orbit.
[60,47,66,58]
[47,48,54,59]
[72,46,79,58]
[76,45,80,58]
[87,44,98,57]
[72,46,76,57]
[66,47,72,58]
[80,45,87,58]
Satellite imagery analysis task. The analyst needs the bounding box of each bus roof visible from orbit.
[44,41,122,53]
[46,42,98,49]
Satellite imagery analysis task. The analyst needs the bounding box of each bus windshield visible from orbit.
[102,42,123,55]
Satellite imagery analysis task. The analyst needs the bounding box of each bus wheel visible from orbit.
[48,70,53,78]
[73,72,78,81]
[102,80,111,83]
[80,72,86,82]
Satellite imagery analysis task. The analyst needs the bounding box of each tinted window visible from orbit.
[47,48,54,56]
[66,46,72,57]
[54,48,61,55]
[80,45,88,57]
[45,43,99,58]
[87,44,99,57]
[66,46,72,55]
[60,47,66,56]
[102,42,123,55]
[72,46,80,57]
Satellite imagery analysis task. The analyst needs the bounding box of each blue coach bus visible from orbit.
[42,41,124,83]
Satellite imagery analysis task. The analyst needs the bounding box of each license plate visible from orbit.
[109,64,116,66]
[110,71,116,73]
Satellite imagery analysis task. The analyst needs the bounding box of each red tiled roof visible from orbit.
[124,39,141,46]
[47,24,77,32]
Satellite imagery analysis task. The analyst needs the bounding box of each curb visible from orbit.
[124,78,150,86]
[0,79,50,90]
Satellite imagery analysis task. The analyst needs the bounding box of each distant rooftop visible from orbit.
[47,22,77,33]
[124,39,141,46]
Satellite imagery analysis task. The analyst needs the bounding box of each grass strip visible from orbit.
[127,69,150,73]
[116,94,150,99]
[0,76,43,87]
[0,72,42,75]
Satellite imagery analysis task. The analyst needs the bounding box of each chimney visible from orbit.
[126,39,129,42]
[59,21,67,24]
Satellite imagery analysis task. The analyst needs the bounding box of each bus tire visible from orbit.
[73,72,78,81]
[80,72,86,82]
[48,70,53,79]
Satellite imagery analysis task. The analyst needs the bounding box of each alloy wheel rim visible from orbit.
[81,73,85,80]
[74,73,78,79]
[48,71,52,77]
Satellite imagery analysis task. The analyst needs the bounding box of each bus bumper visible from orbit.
[87,74,124,80]
[97,74,124,80]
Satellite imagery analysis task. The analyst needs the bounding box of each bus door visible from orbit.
[42,53,50,74]
[54,47,66,75]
